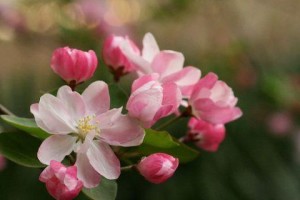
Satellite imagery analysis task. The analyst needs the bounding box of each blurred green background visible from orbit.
[0,0,300,199]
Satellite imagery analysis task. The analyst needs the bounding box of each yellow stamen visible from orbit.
[77,115,99,140]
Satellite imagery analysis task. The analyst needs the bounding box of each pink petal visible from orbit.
[82,81,110,115]
[191,72,218,100]
[153,83,181,122]
[193,98,242,124]
[151,51,184,79]
[57,86,86,121]
[98,110,145,146]
[37,94,76,134]
[38,135,76,165]
[142,33,160,62]
[76,150,101,188]
[162,66,201,97]
[86,139,120,180]
[201,107,243,124]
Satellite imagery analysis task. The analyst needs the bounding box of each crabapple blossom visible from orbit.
[121,33,201,97]
[189,72,242,124]
[137,153,179,184]
[126,73,181,128]
[39,160,83,200]
[102,35,140,79]
[51,47,98,85]
[31,81,145,188]
[188,117,225,152]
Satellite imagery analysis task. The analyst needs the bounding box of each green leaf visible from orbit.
[138,129,199,163]
[82,178,117,200]
[1,115,49,139]
[0,131,44,168]
[109,83,129,109]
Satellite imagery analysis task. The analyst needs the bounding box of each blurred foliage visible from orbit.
[0,0,300,200]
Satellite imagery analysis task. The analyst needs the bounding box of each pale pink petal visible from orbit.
[126,86,163,124]
[57,86,86,121]
[37,94,76,134]
[82,81,110,115]
[86,139,120,180]
[162,66,201,97]
[38,135,76,165]
[151,51,184,79]
[142,33,160,62]
[76,150,101,188]
[120,40,152,74]
[131,73,159,93]
[98,110,145,146]
[30,103,52,133]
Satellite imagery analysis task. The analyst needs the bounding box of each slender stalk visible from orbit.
[156,115,183,131]
[121,165,135,171]
[68,80,77,91]
[0,104,15,116]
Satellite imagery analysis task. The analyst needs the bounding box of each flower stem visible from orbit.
[121,165,135,171]
[156,106,193,131]
[156,115,183,131]
[68,80,77,91]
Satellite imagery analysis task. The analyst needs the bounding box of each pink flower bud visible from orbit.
[0,155,6,171]
[188,117,225,152]
[137,153,179,184]
[189,72,242,124]
[102,35,140,79]
[40,160,83,200]
[51,47,98,84]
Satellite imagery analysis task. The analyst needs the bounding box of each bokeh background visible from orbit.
[1,0,300,199]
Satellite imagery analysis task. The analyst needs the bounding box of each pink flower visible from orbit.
[137,153,179,184]
[31,81,144,188]
[188,117,225,152]
[189,72,242,124]
[0,154,6,171]
[51,47,98,84]
[40,160,83,200]
[126,73,181,128]
[121,33,201,97]
[102,35,140,79]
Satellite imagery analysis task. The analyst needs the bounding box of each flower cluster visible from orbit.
[30,32,242,199]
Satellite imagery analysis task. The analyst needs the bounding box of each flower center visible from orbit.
[77,115,99,140]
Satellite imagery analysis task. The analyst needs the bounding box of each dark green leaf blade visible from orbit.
[1,115,49,139]
[82,178,117,200]
[138,129,199,163]
[0,131,44,168]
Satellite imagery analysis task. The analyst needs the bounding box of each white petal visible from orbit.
[37,135,76,165]
[57,86,86,121]
[76,150,101,188]
[86,140,120,180]
[38,94,76,134]
[142,33,160,62]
